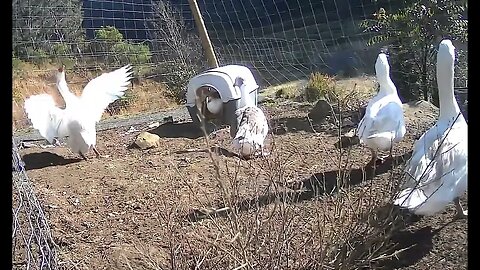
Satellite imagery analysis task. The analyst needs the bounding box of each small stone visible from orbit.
[308,99,332,122]
[134,132,160,150]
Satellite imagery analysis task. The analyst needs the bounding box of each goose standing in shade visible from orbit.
[24,65,133,160]
[206,90,223,115]
[231,77,269,159]
[356,53,406,167]
[394,39,468,218]
[195,87,223,116]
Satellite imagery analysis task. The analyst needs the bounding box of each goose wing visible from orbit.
[80,65,133,123]
[24,94,68,143]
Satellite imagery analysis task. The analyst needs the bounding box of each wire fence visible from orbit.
[12,138,58,269]
[11,0,468,267]
[12,0,468,132]
[12,0,408,130]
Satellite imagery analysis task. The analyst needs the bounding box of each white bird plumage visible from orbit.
[24,65,133,159]
[356,53,406,166]
[206,94,223,115]
[393,39,468,218]
[195,87,223,116]
[231,77,269,159]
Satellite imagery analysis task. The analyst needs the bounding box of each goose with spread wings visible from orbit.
[394,39,468,219]
[24,65,133,160]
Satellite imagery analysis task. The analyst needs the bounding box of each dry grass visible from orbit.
[12,62,177,131]
[18,85,467,269]
[14,64,466,269]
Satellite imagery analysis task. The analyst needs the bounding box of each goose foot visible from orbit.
[92,147,102,158]
[79,152,88,161]
[453,198,468,220]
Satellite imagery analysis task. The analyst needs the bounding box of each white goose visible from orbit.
[231,77,269,159]
[206,91,223,115]
[195,87,223,116]
[394,39,468,218]
[24,65,133,160]
[356,53,406,166]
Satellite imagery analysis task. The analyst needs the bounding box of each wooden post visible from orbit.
[188,0,219,68]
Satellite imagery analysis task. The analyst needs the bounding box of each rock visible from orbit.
[134,132,160,150]
[20,141,39,148]
[124,126,139,135]
[308,99,332,122]
[163,116,174,124]
[147,122,160,129]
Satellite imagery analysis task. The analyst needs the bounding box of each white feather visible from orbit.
[393,39,468,216]
[206,96,223,114]
[231,77,268,158]
[81,64,133,123]
[232,106,269,157]
[24,94,68,143]
[356,53,406,152]
[24,65,133,157]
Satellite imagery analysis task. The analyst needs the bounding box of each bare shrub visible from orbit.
[150,0,205,103]
[125,85,425,269]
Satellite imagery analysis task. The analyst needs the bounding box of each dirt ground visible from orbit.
[16,96,467,269]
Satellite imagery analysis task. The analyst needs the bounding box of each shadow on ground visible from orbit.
[185,150,413,222]
[373,219,459,268]
[378,226,435,268]
[271,115,358,138]
[147,121,226,139]
[22,152,82,170]
[174,146,241,159]
[183,148,454,268]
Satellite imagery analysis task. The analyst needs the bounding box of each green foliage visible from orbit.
[25,47,50,66]
[12,56,26,71]
[91,26,124,56]
[360,0,468,104]
[95,26,124,42]
[50,43,71,56]
[92,26,152,67]
[304,72,336,102]
[12,0,83,60]
[49,43,76,69]
[12,57,29,79]
[110,42,152,65]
